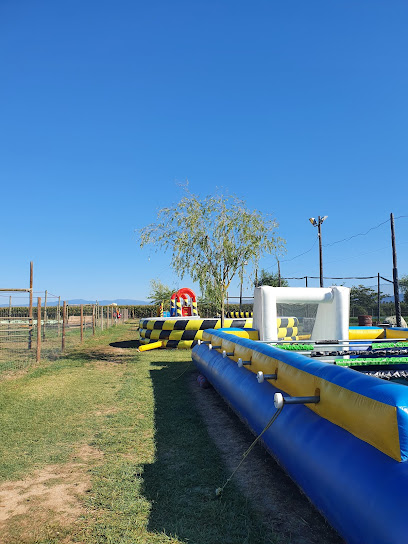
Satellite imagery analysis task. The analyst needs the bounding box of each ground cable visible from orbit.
[215,406,283,497]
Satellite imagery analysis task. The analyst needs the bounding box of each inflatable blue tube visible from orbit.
[193,342,408,544]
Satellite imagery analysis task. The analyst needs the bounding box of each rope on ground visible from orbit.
[215,406,283,498]
[172,361,193,381]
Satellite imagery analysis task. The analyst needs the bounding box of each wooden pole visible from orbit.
[62,301,66,351]
[390,213,402,327]
[377,273,381,324]
[92,305,96,336]
[36,297,41,362]
[80,304,84,342]
[101,306,104,331]
[57,296,61,336]
[318,217,324,288]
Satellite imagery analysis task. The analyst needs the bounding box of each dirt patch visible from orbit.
[0,445,103,543]
[190,373,344,544]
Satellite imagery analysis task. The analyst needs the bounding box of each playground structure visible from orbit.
[170,287,198,317]
[192,285,408,544]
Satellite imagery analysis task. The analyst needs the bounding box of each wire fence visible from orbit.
[0,297,129,379]
[226,273,408,323]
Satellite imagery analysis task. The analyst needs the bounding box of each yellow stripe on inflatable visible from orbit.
[277,327,298,338]
[385,329,408,340]
[204,334,401,461]
[277,317,298,328]
[349,328,385,340]
[139,340,163,351]
[139,328,205,341]
[139,337,196,349]
[221,329,259,341]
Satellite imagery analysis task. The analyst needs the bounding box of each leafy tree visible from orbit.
[399,275,408,302]
[350,285,385,316]
[147,279,177,310]
[198,281,224,316]
[256,269,289,287]
[139,188,285,325]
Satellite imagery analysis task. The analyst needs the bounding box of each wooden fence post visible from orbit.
[62,301,66,351]
[57,296,61,336]
[101,306,104,331]
[36,297,41,362]
[92,305,96,336]
[80,304,84,343]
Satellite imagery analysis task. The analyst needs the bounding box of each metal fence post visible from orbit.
[43,290,47,340]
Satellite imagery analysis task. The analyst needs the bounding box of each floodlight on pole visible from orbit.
[309,215,328,288]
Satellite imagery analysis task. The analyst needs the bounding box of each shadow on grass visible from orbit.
[142,360,277,544]
[109,340,141,349]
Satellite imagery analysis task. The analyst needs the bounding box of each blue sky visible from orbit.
[1,0,407,304]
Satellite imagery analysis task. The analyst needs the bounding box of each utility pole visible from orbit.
[309,216,328,288]
[390,213,402,327]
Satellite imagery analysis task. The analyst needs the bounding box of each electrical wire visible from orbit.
[323,219,390,248]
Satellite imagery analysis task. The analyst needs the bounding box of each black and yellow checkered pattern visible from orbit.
[138,316,300,349]
[226,311,253,318]
[138,317,253,349]
[139,317,253,331]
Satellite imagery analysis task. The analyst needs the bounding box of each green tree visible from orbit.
[139,188,285,325]
[256,269,289,287]
[399,275,408,302]
[147,279,177,310]
[198,281,224,317]
[350,285,385,316]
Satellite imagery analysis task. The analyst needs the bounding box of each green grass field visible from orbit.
[0,323,285,544]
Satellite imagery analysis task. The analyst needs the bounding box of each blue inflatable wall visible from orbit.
[192,330,408,544]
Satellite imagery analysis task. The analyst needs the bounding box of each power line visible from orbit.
[323,218,390,248]
[267,214,407,273]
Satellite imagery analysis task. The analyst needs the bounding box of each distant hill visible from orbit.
[0,299,149,307]
[67,299,149,306]
[382,294,404,303]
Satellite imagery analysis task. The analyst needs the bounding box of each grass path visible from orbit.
[0,324,281,544]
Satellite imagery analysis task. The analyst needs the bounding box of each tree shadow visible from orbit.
[142,361,279,544]
[142,359,344,544]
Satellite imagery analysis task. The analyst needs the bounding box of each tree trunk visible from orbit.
[221,296,225,328]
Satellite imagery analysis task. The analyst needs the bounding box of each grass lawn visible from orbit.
[0,323,281,544]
